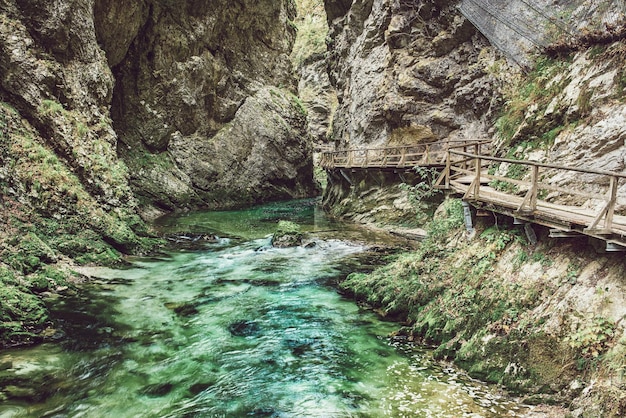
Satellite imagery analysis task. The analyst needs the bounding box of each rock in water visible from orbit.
[227,320,261,337]
[271,220,303,248]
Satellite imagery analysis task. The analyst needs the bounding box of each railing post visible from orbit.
[461,145,467,172]
[473,156,481,198]
[445,149,451,188]
[605,175,618,231]
[399,147,406,167]
[347,150,353,168]
[530,165,539,211]
[364,149,369,168]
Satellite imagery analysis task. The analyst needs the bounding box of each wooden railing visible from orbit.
[319,140,490,170]
[437,149,626,236]
[321,139,626,243]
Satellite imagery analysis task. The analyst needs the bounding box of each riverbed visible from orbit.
[0,200,527,417]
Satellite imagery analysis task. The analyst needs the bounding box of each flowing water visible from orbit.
[0,200,528,417]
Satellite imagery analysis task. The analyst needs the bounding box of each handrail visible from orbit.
[322,140,491,156]
[320,140,490,170]
[449,150,626,179]
[445,149,625,235]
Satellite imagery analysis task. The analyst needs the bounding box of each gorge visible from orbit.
[1,0,626,416]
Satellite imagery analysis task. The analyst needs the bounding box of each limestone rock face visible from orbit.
[0,0,316,217]
[0,0,127,211]
[495,44,626,213]
[324,0,498,148]
[167,87,314,209]
[103,0,315,211]
[298,56,336,145]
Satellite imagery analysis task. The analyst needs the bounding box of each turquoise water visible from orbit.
[0,200,527,417]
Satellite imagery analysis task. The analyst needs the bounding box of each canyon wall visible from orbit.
[103,0,316,213]
[0,0,316,219]
[324,0,499,149]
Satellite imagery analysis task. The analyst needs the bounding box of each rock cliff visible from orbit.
[104,0,316,213]
[1,0,316,218]
[324,0,498,148]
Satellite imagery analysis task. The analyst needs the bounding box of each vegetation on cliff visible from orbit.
[320,2,626,414]
[0,101,157,347]
[340,197,626,415]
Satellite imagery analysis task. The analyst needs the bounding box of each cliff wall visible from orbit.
[324,0,498,148]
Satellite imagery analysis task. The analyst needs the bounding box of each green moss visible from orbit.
[0,102,163,348]
[3,233,56,275]
[271,220,304,247]
[496,56,572,147]
[540,125,566,146]
[0,283,48,346]
[275,220,302,236]
[291,93,308,116]
[38,99,65,116]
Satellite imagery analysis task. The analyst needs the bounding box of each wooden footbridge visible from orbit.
[321,140,626,251]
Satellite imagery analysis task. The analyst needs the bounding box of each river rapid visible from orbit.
[0,200,528,417]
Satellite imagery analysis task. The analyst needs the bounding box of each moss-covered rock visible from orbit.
[0,267,48,346]
[271,220,304,248]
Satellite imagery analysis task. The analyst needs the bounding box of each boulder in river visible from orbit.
[271,221,303,248]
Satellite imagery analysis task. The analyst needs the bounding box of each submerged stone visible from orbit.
[164,302,199,317]
[188,381,215,396]
[250,406,279,416]
[283,338,313,357]
[139,383,174,397]
[228,320,261,337]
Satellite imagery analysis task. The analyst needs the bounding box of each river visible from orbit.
[0,200,527,417]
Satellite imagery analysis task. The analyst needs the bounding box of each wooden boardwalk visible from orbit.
[319,140,486,170]
[321,141,626,250]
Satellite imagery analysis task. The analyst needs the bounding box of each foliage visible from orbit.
[480,226,521,251]
[426,198,464,242]
[566,316,617,362]
[495,56,572,148]
[401,166,444,223]
[313,166,327,191]
[291,0,328,67]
